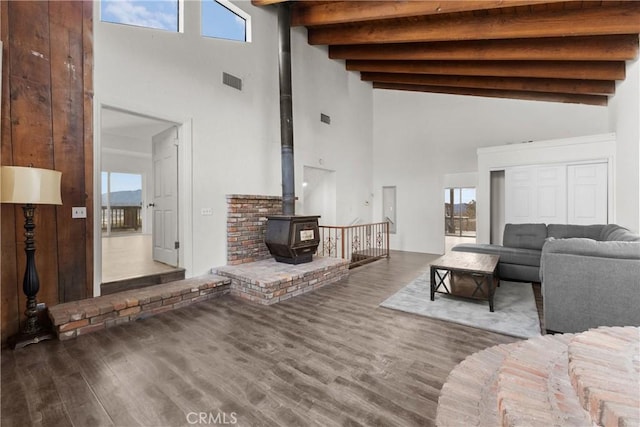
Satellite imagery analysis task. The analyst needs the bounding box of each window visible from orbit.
[102,172,143,234]
[101,0,181,32]
[444,188,476,237]
[202,0,251,42]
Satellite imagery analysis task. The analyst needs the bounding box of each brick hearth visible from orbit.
[215,256,350,304]
[436,326,640,427]
[48,275,230,340]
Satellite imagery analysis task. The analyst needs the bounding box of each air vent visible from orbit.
[320,113,331,125]
[222,72,242,91]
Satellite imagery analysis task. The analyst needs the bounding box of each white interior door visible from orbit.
[506,165,566,224]
[505,167,535,224]
[152,127,179,266]
[568,163,608,225]
[535,165,567,224]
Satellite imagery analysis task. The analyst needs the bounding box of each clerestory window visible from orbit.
[101,0,182,33]
[201,0,251,42]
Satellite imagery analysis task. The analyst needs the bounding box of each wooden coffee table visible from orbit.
[430,252,500,312]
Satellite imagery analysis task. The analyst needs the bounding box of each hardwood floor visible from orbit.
[102,234,179,283]
[2,251,520,427]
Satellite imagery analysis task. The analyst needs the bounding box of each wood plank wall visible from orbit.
[0,1,93,344]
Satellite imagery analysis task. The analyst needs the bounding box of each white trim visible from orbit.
[477,132,616,155]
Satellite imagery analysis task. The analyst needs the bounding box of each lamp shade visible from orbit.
[0,166,62,205]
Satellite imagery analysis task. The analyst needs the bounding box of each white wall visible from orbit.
[372,90,610,254]
[95,1,373,280]
[609,53,640,233]
[291,29,373,225]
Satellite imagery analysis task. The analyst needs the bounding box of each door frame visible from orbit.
[94,100,194,297]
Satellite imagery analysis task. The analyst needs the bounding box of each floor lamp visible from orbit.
[1,166,62,349]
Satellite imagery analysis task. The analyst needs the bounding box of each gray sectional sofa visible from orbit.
[452,223,640,333]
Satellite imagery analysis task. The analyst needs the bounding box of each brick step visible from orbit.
[48,274,231,340]
[436,326,639,427]
[568,326,640,426]
[436,343,518,426]
[497,334,592,427]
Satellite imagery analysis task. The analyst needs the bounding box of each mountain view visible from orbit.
[102,189,142,206]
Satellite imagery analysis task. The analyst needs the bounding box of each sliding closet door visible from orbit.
[505,165,566,224]
[567,163,608,225]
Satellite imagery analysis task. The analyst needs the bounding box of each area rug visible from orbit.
[380,272,541,339]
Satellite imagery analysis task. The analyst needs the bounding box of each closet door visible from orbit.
[505,165,566,224]
[505,167,535,224]
[535,165,567,224]
[567,163,608,225]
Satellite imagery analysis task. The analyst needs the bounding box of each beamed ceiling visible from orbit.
[252,0,640,105]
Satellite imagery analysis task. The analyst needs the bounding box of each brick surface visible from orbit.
[47,274,231,341]
[436,326,640,427]
[569,326,640,426]
[226,195,282,264]
[217,257,349,305]
[59,319,89,332]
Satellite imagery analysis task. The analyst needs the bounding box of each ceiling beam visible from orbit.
[347,60,626,81]
[251,0,289,6]
[361,73,615,95]
[373,82,609,106]
[329,34,640,62]
[291,0,567,27]
[308,2,640,45]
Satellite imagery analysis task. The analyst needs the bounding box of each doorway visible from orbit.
[302,166,336,226]
[99,106,183,293]
[444,187,477,252]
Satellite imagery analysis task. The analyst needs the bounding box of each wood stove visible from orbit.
[265,215,320,264]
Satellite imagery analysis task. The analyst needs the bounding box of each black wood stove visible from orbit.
[265,215,320,264]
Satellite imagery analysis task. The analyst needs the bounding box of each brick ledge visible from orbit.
[48,274,231,341]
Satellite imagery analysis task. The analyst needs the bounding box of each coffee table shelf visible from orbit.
[430,252,500,312]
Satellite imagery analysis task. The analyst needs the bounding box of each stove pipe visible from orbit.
[278,2,295,216]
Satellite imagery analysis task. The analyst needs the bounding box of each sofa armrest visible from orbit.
[542,237,640,260]
[541,239,640,333]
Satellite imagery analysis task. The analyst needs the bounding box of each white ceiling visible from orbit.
[101,107,175,140]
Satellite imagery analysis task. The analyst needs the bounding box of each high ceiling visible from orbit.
[253,1,640,105]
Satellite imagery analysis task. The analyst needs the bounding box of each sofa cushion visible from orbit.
[502,223,547,250]
[599,224,640,242]
[547,224,604,240]
[452,243,541,267]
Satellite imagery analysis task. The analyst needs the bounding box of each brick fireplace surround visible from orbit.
[226,194,283,265]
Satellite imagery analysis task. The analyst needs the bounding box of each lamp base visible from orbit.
[9,308,55,350]
[9,328,55,350]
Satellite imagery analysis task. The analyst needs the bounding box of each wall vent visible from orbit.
[320,113,331,125]
[223,72,242,91]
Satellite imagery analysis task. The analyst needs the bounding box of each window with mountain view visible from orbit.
[102,172,143,235]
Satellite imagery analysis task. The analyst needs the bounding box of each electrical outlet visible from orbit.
[201,208,213,216]
[72,207,87,218]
